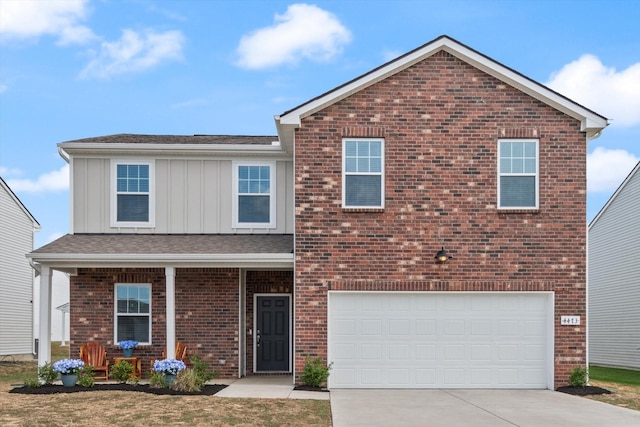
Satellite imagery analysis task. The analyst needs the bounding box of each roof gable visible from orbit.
[0,177,40,228]
[589,161,640,229]
[276,35,608,140]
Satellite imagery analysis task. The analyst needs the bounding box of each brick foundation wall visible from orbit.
[293,51,587,388]
[70,267,240,378]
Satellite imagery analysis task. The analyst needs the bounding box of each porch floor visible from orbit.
[215,375,329,400]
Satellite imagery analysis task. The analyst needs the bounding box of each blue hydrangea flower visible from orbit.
[153,358,186,375]
[53,358,85,375]
[118,340,139,350]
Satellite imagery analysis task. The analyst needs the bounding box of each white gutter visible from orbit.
[59,143,287,157]
[27,252,294,269]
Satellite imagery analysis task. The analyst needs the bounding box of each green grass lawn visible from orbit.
[590,365,640,386]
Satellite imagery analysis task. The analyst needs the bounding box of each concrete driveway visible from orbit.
[330,389,640,427]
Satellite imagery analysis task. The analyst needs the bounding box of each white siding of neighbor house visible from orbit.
[588,163,640,370]
[71,157,294,234]
[0,181,37,357]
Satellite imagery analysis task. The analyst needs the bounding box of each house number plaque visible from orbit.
[560,316,580,325]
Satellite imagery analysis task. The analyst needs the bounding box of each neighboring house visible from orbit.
[0,177,40,360]
[28,36,608,389]
[588,161,640,370]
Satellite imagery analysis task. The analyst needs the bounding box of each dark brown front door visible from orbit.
[256,295,290,371]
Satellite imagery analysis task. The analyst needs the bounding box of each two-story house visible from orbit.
[29,36,607,389]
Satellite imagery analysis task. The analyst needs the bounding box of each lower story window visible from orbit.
[115,284,151,344]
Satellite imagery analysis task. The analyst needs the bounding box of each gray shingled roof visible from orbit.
[32,234,293,255]
[62,134,278,145]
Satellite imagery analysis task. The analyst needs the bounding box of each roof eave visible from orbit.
[59,142,287,157]
[28,252,295,270]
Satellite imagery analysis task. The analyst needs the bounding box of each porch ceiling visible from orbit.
[28,234,294,271]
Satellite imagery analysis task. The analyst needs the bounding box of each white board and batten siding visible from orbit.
[71,158,294,234]
[0,179,39,357]
[328,292,554,389]
[588,162,640,370]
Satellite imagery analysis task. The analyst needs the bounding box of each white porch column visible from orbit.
[60,310,66,346]
[38,265,52,366]
[165,267,176,359]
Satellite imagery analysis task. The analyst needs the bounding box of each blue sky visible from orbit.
[1,0,639,248]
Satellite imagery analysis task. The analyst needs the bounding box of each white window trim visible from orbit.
[342,138,385,209]
[114,283,152,346]
[232,161,276,228]
[110,159,155,228]
[497,139,539,210]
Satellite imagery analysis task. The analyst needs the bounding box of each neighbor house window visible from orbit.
[343,139,384,208]
[233,162,276,228]
[498,139,539,209]
[115,284,151,345]
[111,160,155,227]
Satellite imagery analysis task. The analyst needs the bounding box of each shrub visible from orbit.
[37,363,57,385]
[300,357,332,388]
[110,360,134,383]
[78,365,95,387]
[190,354,218,383]
[23,377,42,387]
[569,366,588,387]
[172,368,204,392]
[149,371,166,388]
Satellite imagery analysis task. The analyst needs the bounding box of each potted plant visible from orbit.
[152,358,186,386]
[53,358,85,387]
[118,340,139,357]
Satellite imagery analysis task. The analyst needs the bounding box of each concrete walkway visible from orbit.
[214,375,329,400]
[330,389,640,427]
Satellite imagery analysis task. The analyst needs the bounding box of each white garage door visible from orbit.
[328,292,552,389]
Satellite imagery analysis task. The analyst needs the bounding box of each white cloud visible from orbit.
[587,147,639,193]
[46,231,66,244]
[79,29,185,79]
[0,83,7,94]
[0,166,22,176]
[5,165,69,193]
[236,3,351,69]
[0,0,96,45]
[547,55,640,127]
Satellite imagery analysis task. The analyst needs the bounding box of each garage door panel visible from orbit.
[328,293,551,389]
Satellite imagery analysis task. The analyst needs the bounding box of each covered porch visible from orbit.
[27,234,294,378]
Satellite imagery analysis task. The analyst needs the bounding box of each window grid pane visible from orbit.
[238,166,270,195]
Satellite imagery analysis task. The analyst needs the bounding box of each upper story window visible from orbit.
[111,160,155,227]
[233,162,276,228]
[343,139,385,208]
[115,284,151,345]
[498,139,539,209]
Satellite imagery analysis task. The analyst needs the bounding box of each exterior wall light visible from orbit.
[434,247,452,263]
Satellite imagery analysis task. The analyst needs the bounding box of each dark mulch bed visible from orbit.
[556,385,612,396]
[9,383,227,396]
[293,385,329,392]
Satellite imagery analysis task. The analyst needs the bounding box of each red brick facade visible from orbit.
[293,51,587,388]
